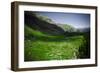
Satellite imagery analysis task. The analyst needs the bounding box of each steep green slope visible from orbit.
[25,11,65,35]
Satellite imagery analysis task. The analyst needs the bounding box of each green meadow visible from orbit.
[24,25,89,61]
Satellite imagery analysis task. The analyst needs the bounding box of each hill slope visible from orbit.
[25,11,65,35]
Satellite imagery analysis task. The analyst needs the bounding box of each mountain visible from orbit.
[55,23,76,32]
[25,11,65,35]
[25,11,78,36]
[77,28,90,32]
[35,13,55,24]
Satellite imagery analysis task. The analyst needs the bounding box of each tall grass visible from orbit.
[24,25,89,61]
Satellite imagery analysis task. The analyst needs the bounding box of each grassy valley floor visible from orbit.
[24,25,89,61]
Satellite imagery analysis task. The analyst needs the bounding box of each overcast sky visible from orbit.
[35,11,90,29]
